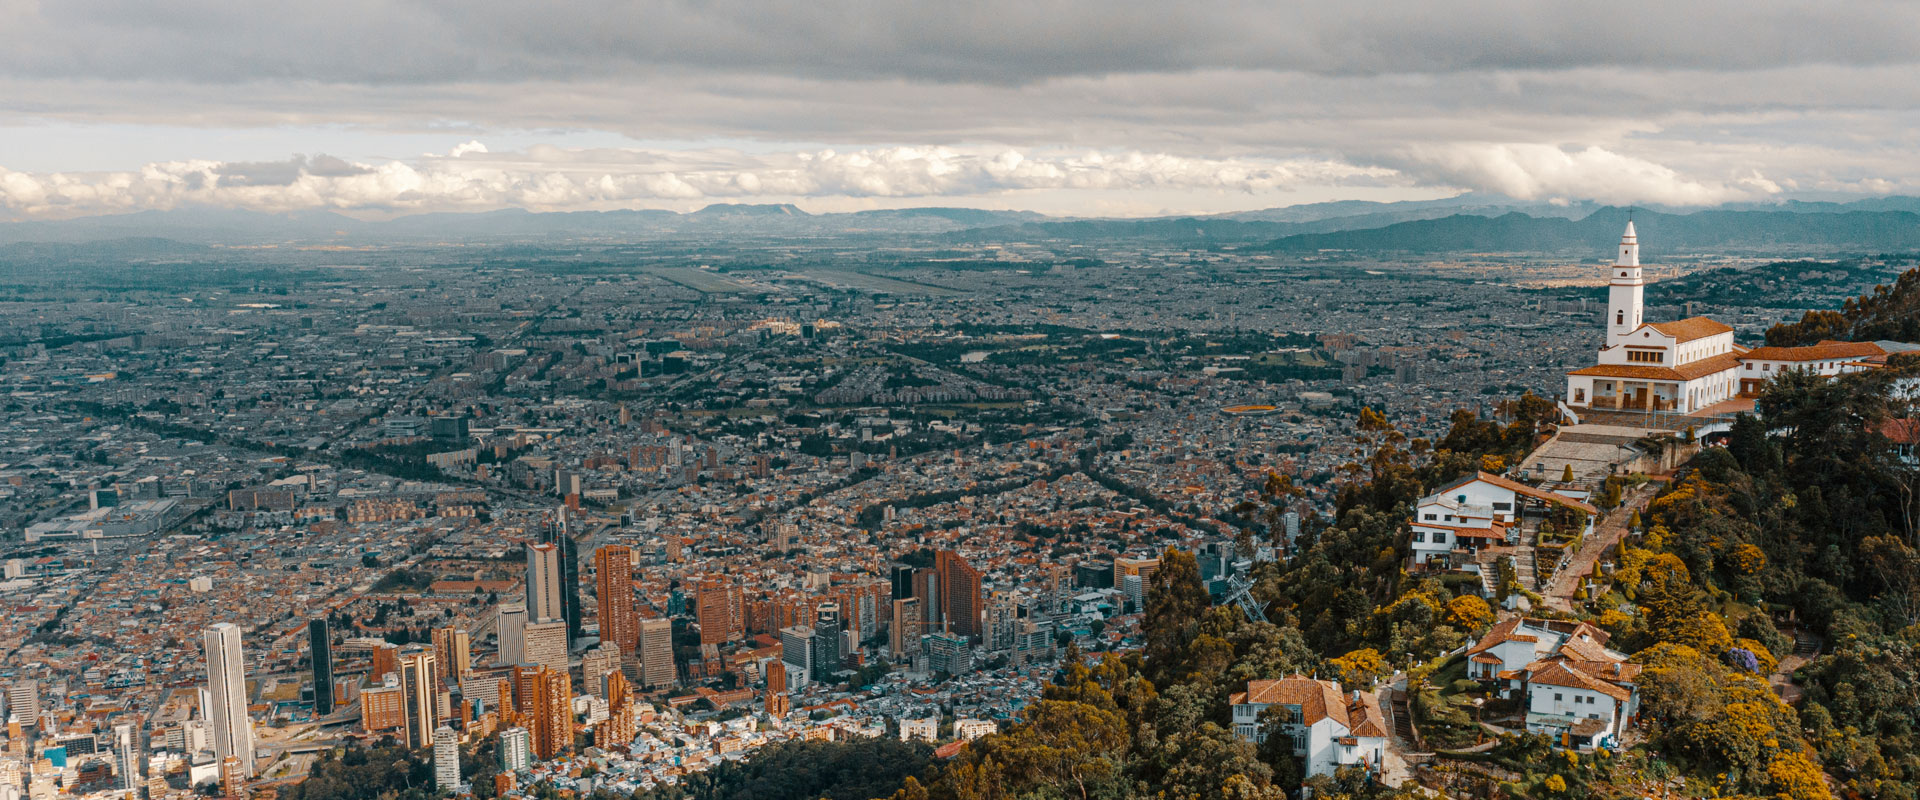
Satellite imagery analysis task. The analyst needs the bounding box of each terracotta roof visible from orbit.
[1643,316,1733,343]
[1568,351,1743,382]
[1234,677,1350,729]
[1460,471,1600,515]
[1465,617,1537,657]
[1526,660,1632,702]
[1741,340,1886,362]
[1346,692,1388,738]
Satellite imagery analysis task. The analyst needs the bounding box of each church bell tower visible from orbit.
[1606,220,1644,340]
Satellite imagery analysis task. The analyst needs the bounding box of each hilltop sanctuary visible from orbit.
[1565,222,1897,415]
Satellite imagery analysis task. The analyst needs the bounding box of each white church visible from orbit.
[1565,222,1895,416]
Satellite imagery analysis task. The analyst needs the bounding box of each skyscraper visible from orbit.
[496,603,528,667]
[810,603,842,680]
[526,543,563,624]
[544,508,585,646]
[638,617,676,689]
[913,567,942,631]
[890,598,922,658]
[432,626,471,685]
[114,721,139,793]
[780,624,814,687]
[889,564,916,603]
[308,618,333,715]
[594,545,636,657]
[7,679,39,733]
[201,623,254,778]
[433,726,460,790]
[936,550,985,642]
[695,581,744,645]
[398,648,438,749]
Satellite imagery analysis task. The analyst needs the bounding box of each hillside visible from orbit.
[1256,208,1920,255]
[1767,264,1920,345]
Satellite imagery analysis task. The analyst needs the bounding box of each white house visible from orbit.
[1464,618,1640,749]
[1409,472,1596,587]
[1229,677,1388,780]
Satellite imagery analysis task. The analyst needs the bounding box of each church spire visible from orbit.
[1616,220,1639,267]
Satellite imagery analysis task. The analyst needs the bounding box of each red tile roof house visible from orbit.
[1464,617,1640,749]
[1229,677,1388,780]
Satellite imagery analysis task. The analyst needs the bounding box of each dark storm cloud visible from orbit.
[2,1,1917,85]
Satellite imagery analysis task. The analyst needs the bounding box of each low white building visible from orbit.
[1464,618,1640,749]
[1408,472,1596,589]
[897,716,938,743]
[1229,677,1387,781]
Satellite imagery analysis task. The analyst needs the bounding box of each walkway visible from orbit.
[1543,481,1661,612]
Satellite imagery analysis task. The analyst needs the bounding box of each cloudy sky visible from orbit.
[1,0,1917,219]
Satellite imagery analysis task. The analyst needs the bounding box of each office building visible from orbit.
[889,564,916,603]
[543,508,584,645]
[890,597,922,658]
[7,680,39,732]
[361,682,407,734]
[912,568,942,632]
[936,550,985,642]
[201,623,255,778]
[432,626,472,686]
[433,726,460,790]
[398,649,439,749]
[765,659,791,717]
[114,722,139,793]
[526,543,564,624]
[924,631,973,676]
[524,620,568,672]
[581,645,621,698]
[495,603,528,667]
[308,618,334,715]
[498,726,532,772]
[638,617,676,689]
[594,545,637,656]
[811,603,842,680]
[696,582,744,645]
[780,624,814,688]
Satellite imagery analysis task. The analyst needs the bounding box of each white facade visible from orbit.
[433,726,461,791]
[898,716,938,743]
[1229,678,1387,781]
[201,623,255,778]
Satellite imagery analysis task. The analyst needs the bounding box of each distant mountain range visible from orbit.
[4,196,1920,255]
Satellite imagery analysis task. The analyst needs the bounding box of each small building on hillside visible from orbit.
[1464,617,1640,749]
[1229,677,1387,780]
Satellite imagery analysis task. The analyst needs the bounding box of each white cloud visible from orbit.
[0,146,1403,218]
[1386,143,1781,207]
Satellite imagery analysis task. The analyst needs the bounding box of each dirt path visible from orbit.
[1543,482,1660,612]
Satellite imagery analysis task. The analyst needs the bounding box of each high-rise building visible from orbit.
[638,617,676,689]
[360,682,407,734]
[696,582,744,645]
[890,598,922,658]
[371,643,400,680]
[523,621,568,672]
[924,631,973,676]
[594,545,637,657]
[544,508,585,645]
[433,726,460,790]
[498,726,532,772]
[526,543,563,624]
[580,645,621,698]
[779,625,814,687]
[398,649,439,749]
[432,627,472,686]
[496,603,528,666]
[526,666,571,760]
[596,670,636,748]
[7,680,39,732]
[1114,556,1161,591]
[764,659,791,718]
[889,564,916,603]
[810,603,842,680]
[201,623,254,779]
[936,550,985,642]
[308,618,334,715]
[113,722,139,793]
